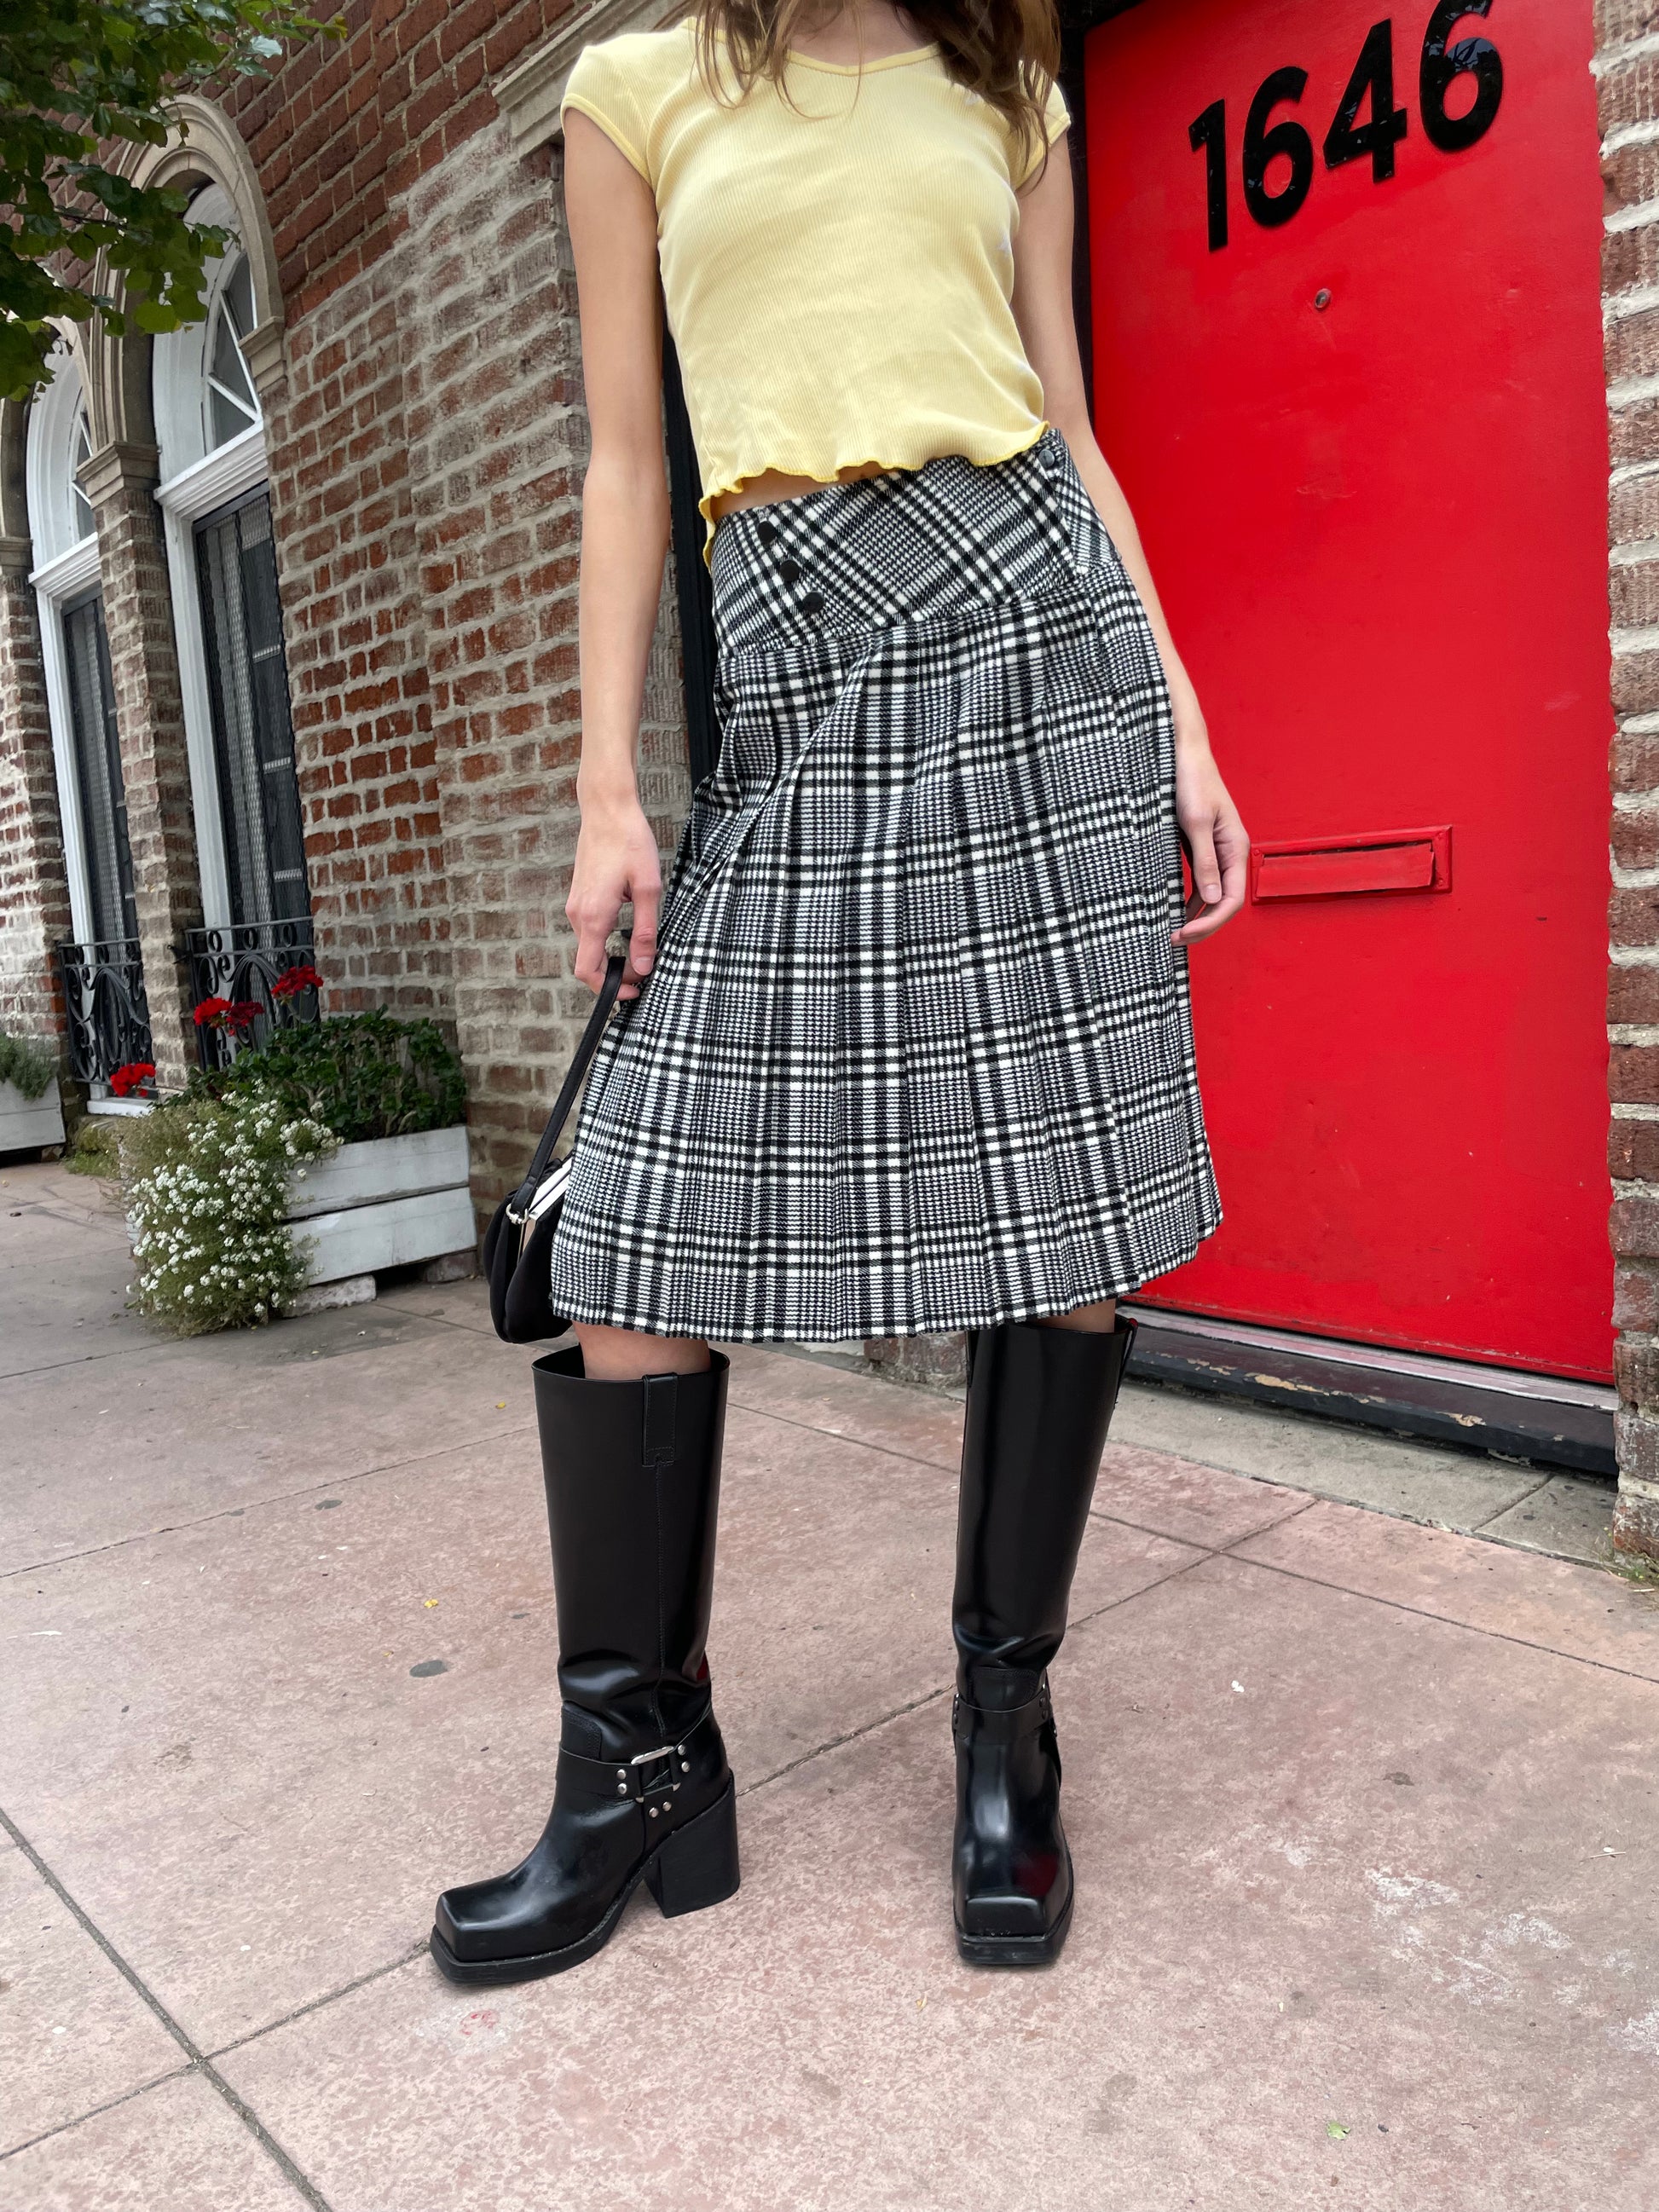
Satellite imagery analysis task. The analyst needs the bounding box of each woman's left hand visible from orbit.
[1171,696,1249,946]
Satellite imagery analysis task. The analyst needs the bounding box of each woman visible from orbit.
[431,0,1246,1986]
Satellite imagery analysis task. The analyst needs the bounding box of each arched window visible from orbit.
[26,346,152,1094]
[26,350,95,571]
[153,182,313,1042]
[153,187,265,481]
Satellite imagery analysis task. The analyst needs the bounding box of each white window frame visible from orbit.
[152,195,275,933]
[26,351,107,948]
[156,423,271,931]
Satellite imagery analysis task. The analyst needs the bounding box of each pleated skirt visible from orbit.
[546,427,1222,1343]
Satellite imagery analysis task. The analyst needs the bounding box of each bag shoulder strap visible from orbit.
[518,953,627,1197]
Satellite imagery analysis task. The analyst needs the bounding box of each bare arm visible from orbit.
[1011,138,1248,946]
[562,110,672,996]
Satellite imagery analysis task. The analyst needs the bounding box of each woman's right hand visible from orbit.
[565,792,662,999]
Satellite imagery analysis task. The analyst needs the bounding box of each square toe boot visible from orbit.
[430,1347,740,1985]
[951,1314,1136,1967]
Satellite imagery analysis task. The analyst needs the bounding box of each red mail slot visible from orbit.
[1250,826,1454,903]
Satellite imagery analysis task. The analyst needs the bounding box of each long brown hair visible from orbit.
[679,0,1062,184]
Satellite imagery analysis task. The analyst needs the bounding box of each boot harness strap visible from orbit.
[558,1703,715,1812]
[951,1682,1054,1743]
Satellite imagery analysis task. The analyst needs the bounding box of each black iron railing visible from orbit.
[183,918,322,1071]
[55,938,153,1089]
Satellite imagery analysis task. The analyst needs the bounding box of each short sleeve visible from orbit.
[1014,78,1071,188]
[562,40,651,182]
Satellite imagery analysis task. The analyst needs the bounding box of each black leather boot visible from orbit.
[430,1347,739,1984]
[951,1313,1136,1967]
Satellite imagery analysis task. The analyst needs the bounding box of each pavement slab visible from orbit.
[3,1175,1656,2208]
[1090,1441,1309,1550]
[373,1275,500,1337]
[2,1312,544,1575]
[1234,1499,1659,1682]
[725,1343,965,1470]
[0,1164,129,1240]
[0,2071,309,2211]
[0,1394,1194,2053]
[0,1839,182,2157]
[1480,1474,1622,1566]
[1112,1378,1549,1528]
[213,1554,1659,2212]
[0,1231,154,1383]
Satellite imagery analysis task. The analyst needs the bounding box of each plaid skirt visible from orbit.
[546,427,1222,1343]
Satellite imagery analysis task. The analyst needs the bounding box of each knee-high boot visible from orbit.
[951,1313,1136,1966]
[430,1346,740,1984]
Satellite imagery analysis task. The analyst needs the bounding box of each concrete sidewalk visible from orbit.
[2,1154,1656,2211]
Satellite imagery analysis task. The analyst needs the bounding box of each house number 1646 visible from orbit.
[1188,3,1503,252]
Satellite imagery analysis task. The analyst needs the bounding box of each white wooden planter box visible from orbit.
[286,1125,474,1286]
[0,1079,66,1152]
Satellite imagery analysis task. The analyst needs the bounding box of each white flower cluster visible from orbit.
[126,1088,338,1336]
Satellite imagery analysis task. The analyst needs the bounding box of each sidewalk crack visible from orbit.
[0,2065,190,2166]
[0,1803,334,2209]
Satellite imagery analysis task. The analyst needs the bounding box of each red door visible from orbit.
[1084,0,1613,1380]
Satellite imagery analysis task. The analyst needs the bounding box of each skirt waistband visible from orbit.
[708,429,1108,659]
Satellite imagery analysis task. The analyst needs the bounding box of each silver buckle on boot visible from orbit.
[621,1741,690,1809]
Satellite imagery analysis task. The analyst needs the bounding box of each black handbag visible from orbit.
[483,951,627,1343]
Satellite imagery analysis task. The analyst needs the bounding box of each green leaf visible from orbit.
[0,0,344,392]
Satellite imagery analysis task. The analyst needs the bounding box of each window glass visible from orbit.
[207,251,260,453]
[61,595,137,947]
[195,490,310,926]
[69,407,94,542]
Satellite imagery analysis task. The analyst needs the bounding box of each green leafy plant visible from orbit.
[124,1086,336,1334]
[65,1115,122,1177]
[0,1029,57,1100]
[0,0,343,401]
[194,1013,467,1144]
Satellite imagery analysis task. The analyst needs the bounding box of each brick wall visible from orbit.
[223,0,579,324]
[399,121,689,1198]
[0,534,71,1050]
[261,223,448,1019]
[84,443,205,1089]
[1599,0,1659,1555]
[257,89,690,1211]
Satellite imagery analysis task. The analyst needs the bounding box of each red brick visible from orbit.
[1614,731,1659,794]
[1613,806,1659,869]
[1612,883,1659,947]
[1610,1114,1659,1180]
[1615,1257,1659,1332]
[1612,1042,1659,1105]
[1610,962,1659,1025]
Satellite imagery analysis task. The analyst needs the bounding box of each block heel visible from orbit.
[951,1316,1137,1967]
[645,1778,741,1919]
[431,1352,738,1984]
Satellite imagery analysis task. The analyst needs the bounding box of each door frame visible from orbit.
[1066,0,1616,1455]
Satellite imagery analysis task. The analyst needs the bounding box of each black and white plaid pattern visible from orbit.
[546,429,1222,1342]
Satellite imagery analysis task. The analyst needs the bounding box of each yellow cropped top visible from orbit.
[560,23,1070,559]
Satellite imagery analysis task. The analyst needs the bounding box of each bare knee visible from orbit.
[573,1322,712,1380]
[1035,1296,1119,1334]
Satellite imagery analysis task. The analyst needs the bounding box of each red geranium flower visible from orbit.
[192,996,262,1034]
[109,1061,156,1098]
[270,962,324,1002]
